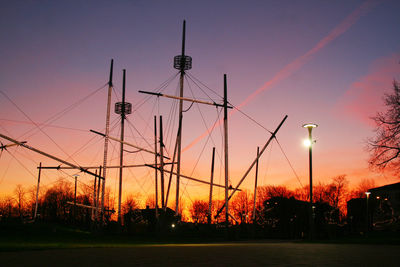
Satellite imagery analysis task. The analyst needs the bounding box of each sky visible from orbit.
[1,0,400,210]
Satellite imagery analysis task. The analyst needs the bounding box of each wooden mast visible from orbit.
[160,116,165,209]
[223,74,229,227]
[101,59,113,219]
[175,20,187,216]
[34,162,41,220]
[208,147,215,224]
[117,69,127,224]
[252,146,260,222]
[154,116,159,218]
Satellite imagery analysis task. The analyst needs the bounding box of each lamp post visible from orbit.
[365,191,371,234]
[73,174,79,220]
[303,123,318,239]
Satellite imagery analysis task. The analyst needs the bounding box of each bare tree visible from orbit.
[368,81,400,173]
[14,184,26,218]
[189,200,208,224]
[350,178,376,198]
[231,190,252,224]
[0,196,15,218]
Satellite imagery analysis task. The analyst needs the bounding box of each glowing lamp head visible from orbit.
[171,223,175,228]
[303,123,318,129]
[303,139,312,147]
[365,191,371,197]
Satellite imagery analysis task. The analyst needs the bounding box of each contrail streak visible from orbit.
[183,0,380,152]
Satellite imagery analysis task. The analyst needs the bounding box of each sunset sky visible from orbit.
[1,0,400,210]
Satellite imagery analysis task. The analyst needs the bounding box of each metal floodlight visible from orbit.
[303,123,318,129]
[302,122,318,240]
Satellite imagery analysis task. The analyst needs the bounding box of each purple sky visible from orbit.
[1,0,399,207]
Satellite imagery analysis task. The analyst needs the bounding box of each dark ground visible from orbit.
[1,222,399,266]
[1,242,399,266]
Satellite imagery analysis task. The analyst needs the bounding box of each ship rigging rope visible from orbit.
[0,147,13,185]
[0,90,80,166]
[230,103,273,135]
[186,73,274,135]
[66,116,120,163]
[186,73,222,100]
[0,119,88,133]
[165,82,180,156]
[125,118,155,155]
[14,83,107,141]
[261,139,274,187]
[274,137,303,188]
[5,147,36,179]
[133,72,180,113]
[184,77,221,176]
[0,83,108,170]
[124,118,152,195]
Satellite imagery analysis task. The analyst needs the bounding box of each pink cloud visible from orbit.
[335,53,400,126]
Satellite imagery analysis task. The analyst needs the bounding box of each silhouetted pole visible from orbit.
[102,59,113,219]
[366,191,371,234]
[117,69,127,224]
[34,162,42,220]
[95,166,102,221]
[74,174,78,220]
[303,123,317,239]
[160,116,165,209]
[92,170,97,221]
[252,147,260,222]
[154,116,159,218]
[208,147,216,225]
[175,20,187,216]
[223,74,229,227]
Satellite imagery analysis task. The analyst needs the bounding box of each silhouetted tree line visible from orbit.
[0,175,379,237]
[0,179,114,227]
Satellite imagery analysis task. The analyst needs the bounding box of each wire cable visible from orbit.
[275,138,303,188]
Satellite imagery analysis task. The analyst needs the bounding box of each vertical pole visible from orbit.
[176,20,186,216]
[252,147,260,222]
[366,193,370,234]
[92,170,97,221]
[118,69,126,224]
[208,147,216,225]
[308,128,314,239]
[223,74,229,227]
[34,162,42,220]
[101,59,113,220]
[154,116,159,218]
[74,175,77,220]
[95,166,102,221]
[160,116,165,210]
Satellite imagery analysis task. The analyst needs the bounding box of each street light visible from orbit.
[365,191,371,234]
[73,174,79,219]
[303,123,318,239]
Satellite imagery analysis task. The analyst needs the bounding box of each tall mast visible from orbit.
[116,69,131,224]
[223,74,229,227]
[154,116,158,218]
[101,59,113,219]
[208,147,215,225]
[252,146,260,222]
[34,162,41,221]
[160,116,165,209]
[174,20,192,216]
